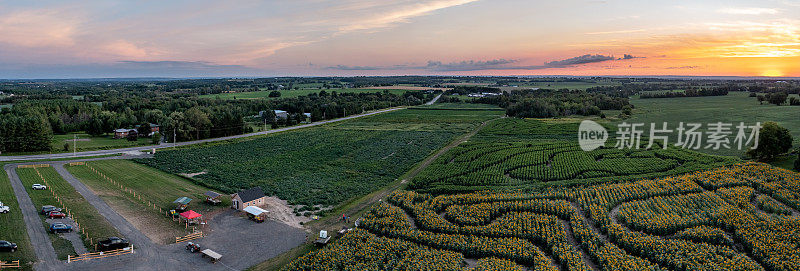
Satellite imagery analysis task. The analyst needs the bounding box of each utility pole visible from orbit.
[73,134,77,157]
[173,128,177,149]
[263,117,267,132]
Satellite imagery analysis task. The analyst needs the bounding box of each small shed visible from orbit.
[231,187,266,211]
[173,197,192,211]
[243,206,269,222]
[204,191,222,205]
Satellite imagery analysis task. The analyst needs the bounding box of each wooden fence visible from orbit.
[67,246,134,263]
[16,164,50,169]
[78,163,202,240]
[68,162,85,166]
[175,231,204,243]
[0,260,20,268]
[29,167,94,245]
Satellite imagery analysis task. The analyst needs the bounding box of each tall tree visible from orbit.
[747,121,793,161]
[184,107,211,140]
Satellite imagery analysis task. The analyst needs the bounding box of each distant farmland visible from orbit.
[199,88,410,100]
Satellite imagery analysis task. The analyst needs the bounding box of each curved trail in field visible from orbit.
[604,182,774,271]
[384,202,563,271]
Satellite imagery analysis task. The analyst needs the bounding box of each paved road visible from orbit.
[4,164,60,270]
[0,107,405,162]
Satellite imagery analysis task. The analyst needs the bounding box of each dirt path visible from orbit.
[559,219,599,271]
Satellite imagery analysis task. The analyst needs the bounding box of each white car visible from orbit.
[0,205,8,214]
[32,184,47,190]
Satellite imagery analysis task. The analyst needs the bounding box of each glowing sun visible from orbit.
[761,70,784,77]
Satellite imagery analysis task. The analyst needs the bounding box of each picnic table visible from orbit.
[201,249,222,263]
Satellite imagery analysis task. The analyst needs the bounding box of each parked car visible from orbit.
[0,205,9,213]
[47,211,66,219]
[0,240,17,252]
[40,205,61,215]
[49,222,72,233]
[32,184,47,190]
[97,237,129,251]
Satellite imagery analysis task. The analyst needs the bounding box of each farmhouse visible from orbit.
[231,187,267,211]
[114,128,134,139]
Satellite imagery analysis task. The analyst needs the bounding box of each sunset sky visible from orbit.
[1,0,799,78]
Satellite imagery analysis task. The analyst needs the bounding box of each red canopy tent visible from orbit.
[180,210,202,220]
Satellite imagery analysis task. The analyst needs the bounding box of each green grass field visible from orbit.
[0,167,36,270]
[199,88,409,100]
[17,167,120,258]
[414,103,505,110]
[52,133,152,152]
[627,91,800,157]
[66,160,229,244]
[1,133,153,156]
[137,107,503,212]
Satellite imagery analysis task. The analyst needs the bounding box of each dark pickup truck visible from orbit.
[97,237,130,251]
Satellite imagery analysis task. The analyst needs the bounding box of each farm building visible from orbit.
[258,110,289,120]
[231,187,267,211]
[205,191,222,205]
[274,110,288,120]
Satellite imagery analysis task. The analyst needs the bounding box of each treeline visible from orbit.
[639,88,728,99]
[473,89,629,118]
[753,92,800,106]
[448,86,502,95]
[0,89,433,152]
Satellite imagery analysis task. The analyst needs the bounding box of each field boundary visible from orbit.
[66,246,134,263]
[0,260,20,268]
[174,231,204,243]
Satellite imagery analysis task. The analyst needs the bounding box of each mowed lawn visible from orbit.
[627,91,800,157]
[2,133,153,156]
[17,167,120,258]
[66,160,229,244]
[52,133,152,152]
[199,88,409,100]
[0,167,36,270]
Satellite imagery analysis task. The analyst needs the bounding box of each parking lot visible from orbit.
[6,159,307,270]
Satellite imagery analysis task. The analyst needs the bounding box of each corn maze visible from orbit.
[409,140,738,193]
[289,163,800,270]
